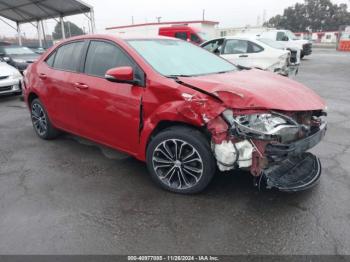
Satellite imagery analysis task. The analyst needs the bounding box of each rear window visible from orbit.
[53,41,84,72]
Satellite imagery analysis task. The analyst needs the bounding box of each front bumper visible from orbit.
[262,123,327,192]
[0,78,23,96]
[265,122,327,162]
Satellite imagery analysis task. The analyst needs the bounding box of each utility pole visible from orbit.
[202,9,205,21]
[132,16,134,25]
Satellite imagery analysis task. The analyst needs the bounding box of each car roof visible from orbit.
[58,34,179,43]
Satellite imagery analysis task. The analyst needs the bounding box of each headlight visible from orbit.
[223,110,300,141]
[13,59,27,63]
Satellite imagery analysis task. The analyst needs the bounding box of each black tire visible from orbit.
[30,98,60,140]
[301,53,305,59]
[146,126,216,194]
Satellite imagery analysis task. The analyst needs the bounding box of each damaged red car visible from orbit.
[23,35,327,194]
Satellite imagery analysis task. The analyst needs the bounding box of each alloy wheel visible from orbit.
[31,103,48,136]
[152,139,204,190]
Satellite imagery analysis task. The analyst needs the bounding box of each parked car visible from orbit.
[24,35,327,194]
[201,36,292,76]
[0,45,40,73]
[30,47,47,55]
[257,38,301,74]
[0,57,23,96]
[257,30,312,59]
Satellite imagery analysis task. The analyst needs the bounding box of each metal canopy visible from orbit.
[0,0,95,46]
[0,0,92,24]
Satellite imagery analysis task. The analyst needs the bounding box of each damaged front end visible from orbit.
[209,109,327,192]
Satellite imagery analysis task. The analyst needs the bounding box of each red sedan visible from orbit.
[23,35,327,194]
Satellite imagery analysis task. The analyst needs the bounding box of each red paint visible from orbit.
[24,35,326,163]
[106,66,134,81]
[159,26,204,44]
[178,69,326,112]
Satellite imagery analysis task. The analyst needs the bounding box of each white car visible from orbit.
[201,36,292,76]
[258,30,312,59]
[0,57,23,96]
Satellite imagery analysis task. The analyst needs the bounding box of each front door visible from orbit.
[74,40,144,154]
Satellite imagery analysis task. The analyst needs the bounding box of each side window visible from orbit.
[84,41,135,78]
[248,42,264,53]
[276,32,286,41]
[223,40,248,54]
[45,52,56,67]
[202,39,224,53]
[175,32,188,41]
[53,41,84,71]
[190,34,201,44]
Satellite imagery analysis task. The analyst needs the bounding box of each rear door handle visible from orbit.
[239,55,249,58]
[39,73,47,80]
[74,82,89,90]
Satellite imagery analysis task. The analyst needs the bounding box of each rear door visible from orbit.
[38,41,85,133]
[75,40,144,153]
[221,39,250,66]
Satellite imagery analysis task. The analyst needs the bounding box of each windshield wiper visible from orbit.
[166,74,192,79]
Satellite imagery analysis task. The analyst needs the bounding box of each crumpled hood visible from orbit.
[178,69,326,112]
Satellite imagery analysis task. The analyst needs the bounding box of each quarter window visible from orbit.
[53,41,84,72]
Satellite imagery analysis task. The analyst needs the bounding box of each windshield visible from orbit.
[285,30,298,40]
[197,32,209,42]
[4,46,35,55]
[127,39,237,77]
[258,38,284,49]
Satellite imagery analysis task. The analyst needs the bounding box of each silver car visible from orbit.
[0,57,23,96]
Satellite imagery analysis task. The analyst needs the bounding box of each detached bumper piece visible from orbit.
[263,153,321,192]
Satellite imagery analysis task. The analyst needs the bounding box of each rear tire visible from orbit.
[30,98,60,140]
[146,126,216,194]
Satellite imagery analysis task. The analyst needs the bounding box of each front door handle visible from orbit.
[39,73,47,80]
[74,82,89,90]
[239,55,249,58]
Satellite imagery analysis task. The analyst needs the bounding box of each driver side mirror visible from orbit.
[105,66,138,85]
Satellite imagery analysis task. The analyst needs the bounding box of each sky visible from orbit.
[0,0,349,38]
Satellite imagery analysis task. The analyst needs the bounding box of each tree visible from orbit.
[264,0,350,32]
[52,21,84,40]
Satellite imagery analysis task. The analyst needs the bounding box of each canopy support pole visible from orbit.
[60,16,66,39]
[37,20,42,48]
[17,22,22,46]
[90,8,96,33]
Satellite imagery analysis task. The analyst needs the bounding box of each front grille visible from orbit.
[0,76,9,80]
[0,86,12,92]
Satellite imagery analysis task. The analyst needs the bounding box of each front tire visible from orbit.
[31,98,60,140]
[146,126,216,194]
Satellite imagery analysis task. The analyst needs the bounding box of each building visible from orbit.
[216,26,272,37]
